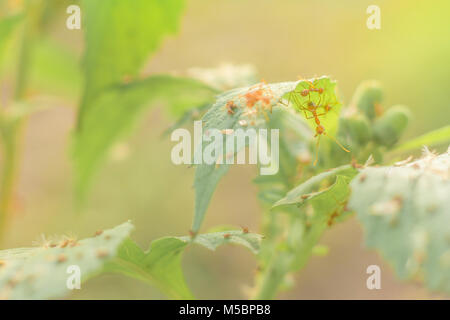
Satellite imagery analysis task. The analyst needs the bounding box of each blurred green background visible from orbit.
[1,0,449,299]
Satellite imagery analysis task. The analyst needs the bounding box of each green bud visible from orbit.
[373,105,411,148]
[351,80,383,121]
[340,114,372,147]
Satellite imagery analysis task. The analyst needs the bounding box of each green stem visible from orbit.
[253,251,292,300]
[252,212,327,299]
[0,0,36,241]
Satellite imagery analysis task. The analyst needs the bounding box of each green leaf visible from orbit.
[0,222,262,300]
[78,0,184,124]
[349,148,450,293]
[289,174,356,270]
[269,164,357,269]
[272,164,356,208]
[288,77,342,135]
[192,77,341,232]
[104,230,263,299]
[73,0,206,202]
[254,108,312,207]
[29,38,82,97]
[0,221,134,300]
[392,125,450,153]
[252,170,356,299]
[73,75,216,201]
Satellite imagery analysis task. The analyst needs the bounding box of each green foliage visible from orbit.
[71,0,217,203]
[272,164,356,208]
[334,82,412,166]
[252,165,357,299]
[105,230,263,299]
[73,75,217,200]
[29,38,82,97]
[289,77,341,135]
[253,107,312,207]
[78,0,185,118]
[393,125,450,153]
[0,0,448,301]
[349,148,450,294]
[0,221,134,299]
[192,78,340,232]
[287,173,357,270]
[0,221,262,299]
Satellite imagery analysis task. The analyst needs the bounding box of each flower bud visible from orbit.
[351,80,383,121]
[373,105,411,148]
[340,114,372,147]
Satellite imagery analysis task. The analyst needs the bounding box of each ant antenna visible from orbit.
[326,133,350,153]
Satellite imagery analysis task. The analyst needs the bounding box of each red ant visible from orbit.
[241,81,273,112]
[97,249,109,258]
[189,230,197,238]
[327,211,340,227]
[244,89,267,108]
[287,81,325,108]
[326,193,350,226]
[226,101,237,114]
[59,239,69,248]
[298,80,325,97]
[94,230,103,237]
[292,97,350,165]
[300,87,324,97]
[57,254,67,263]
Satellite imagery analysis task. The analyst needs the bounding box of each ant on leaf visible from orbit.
[289,90,350,165]
[238,80,274,122]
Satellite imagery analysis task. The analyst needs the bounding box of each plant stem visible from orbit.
[0,0,35,241]
[253,251,292,299]
[0,128,23,238]
[252,212,326,299]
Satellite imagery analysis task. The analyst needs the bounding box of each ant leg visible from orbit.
[306,80,315,89]
[275,92,288,107]
[289,91,301,108]
[330,193,348,211]
[277,99,289,107]
[297,106,312,119]
[325,133,350,153]
[315,93,323,108]
[318,94,322,106]
[293,93,308,111]
[260,105,270,121]
[287,91,295,107]
[303,112,315,119]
